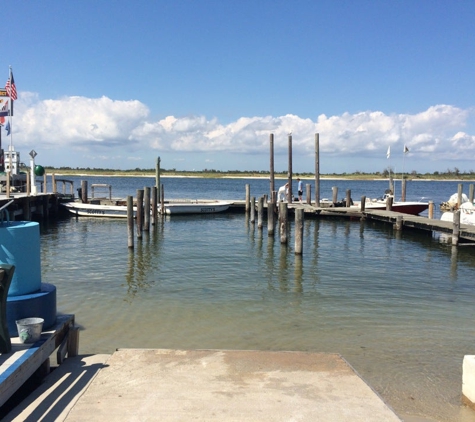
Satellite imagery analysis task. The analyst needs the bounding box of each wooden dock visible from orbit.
[0,314,76,409]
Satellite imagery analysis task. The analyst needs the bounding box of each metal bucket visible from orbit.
[15,317,44,344]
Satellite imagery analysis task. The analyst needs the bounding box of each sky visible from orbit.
[1,0,475,174]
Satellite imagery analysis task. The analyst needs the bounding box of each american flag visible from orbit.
[5,72,17,101]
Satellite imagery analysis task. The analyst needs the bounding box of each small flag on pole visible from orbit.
[5,72,17,101]
[5,120,11,135]
[404,145,409,154]
[386,146,391,159]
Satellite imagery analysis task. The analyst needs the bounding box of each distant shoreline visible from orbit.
[52,173,472,182]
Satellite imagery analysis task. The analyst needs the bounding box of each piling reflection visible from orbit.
[124,220,164,301]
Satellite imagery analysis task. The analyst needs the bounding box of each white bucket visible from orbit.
[16,317,44,344]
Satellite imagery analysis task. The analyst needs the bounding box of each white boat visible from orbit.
[61,202,135,218]
[441,202,475,226]
[351,193,429,215]
[61,199,232,217]
[161,200,232,215]
[322,192,429,215]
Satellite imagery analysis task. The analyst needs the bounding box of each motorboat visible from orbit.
[61,199,232,217]
[160,200,232,215]
[351,193,429,215]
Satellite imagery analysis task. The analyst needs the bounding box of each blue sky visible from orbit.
[1,1,475,174]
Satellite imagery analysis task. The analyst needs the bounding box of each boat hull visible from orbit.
[352,201,429,215]
[61,200,232,217]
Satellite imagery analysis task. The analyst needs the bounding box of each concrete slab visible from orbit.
[3,354,111,422]
[63,349,401,422]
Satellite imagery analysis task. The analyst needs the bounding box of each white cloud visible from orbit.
[6,93,475,171]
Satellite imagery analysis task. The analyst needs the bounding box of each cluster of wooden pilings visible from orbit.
[244,184,305,255]
[126,185,173,249]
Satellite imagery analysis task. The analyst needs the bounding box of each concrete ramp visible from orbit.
[63,349,400,421]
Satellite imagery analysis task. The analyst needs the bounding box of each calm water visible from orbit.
[39,177,475,421]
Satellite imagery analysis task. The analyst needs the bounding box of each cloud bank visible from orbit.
[5,92,475,171]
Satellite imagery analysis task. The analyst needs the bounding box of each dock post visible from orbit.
[143,187,150,232]
[315,133,320,207]
[127,196,134,249]
[458,183,464,208]
[332,187,338,205]
[401,179,407,202]
[470,184,475,204]
[156,157,161,200]
[257,196,263,229]
[287,133,293,203]
[428,201,434,219]
[295,209,304,254]
[279,203,288,244]
[345,189,352,207]
[22,198,31,221]
[360,196,366,212]
[267,199,275,236]
[52,174,57,193]
[160,184,165,215]
[250,196,256,223]
[136,189,144,239]
[395,215,403,231]
[151,186,157,225]
[386,196,393,211]
[81,180,88,203]
[245,184,250,214]
[43,173,47,193]
[306,184,311,205]
[5,173,10,199]
[452,209,460,246]
[269,134,275,199]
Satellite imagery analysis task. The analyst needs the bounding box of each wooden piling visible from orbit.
[43,173,47,193]
[257,197,264,229]
[315,133,320,207]
[127,196,134,249]
[267,200,275,236]
[279,203,288,244]
[295,209,304,254]
[5,173,10,199]
[395,215,403,231]
[250,196,256,223]
[245,184,250,213]
[332,187,338,204]
[287,134,293,203]
[52,174,57,193]
[345,189,352,207]
[428,201,434,219]
[81,180,88,203]
[306,184,311,205]
[26,172,30,196]
[458,183,463,207]
[269,134,275,199]
[452,209,460,246]
[160,184,165,215]
[386,196,393,211]
[151,186,157,225]
[136,189,144,239]
[156,157,161,200]
[401,179,407,202]
[360,196,366,212]
[144,187,150,232]
[470,184,474,204]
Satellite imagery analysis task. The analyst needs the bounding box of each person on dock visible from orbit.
[297,178,303,203]
[278,183,289,202]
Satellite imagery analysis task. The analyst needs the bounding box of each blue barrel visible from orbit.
[0,221,42,296]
